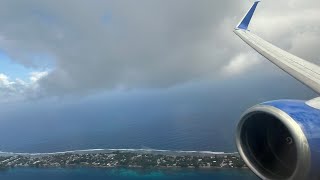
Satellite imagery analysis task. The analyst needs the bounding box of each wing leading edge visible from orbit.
[234,1,320,94]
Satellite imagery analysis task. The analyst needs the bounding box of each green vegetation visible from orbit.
[0,152,246,169]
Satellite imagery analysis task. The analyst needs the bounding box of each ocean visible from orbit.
[0,168,258,180]
[0,81,269,179]
[0,97,258,179]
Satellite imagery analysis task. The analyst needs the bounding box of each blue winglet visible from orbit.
[236,1,260,30]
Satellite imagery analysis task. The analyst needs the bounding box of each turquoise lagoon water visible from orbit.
[0,168,259,180]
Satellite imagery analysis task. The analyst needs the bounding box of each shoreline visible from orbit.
[0,148,239,157]
[0,165,250,171]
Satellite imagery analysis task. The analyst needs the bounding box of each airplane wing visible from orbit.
[234,1,320,94]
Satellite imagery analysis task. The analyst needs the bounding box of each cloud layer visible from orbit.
[0,0,318,98]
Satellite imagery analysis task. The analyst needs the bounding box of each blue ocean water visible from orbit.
[0,76,314,154]
[1,79,303,179]
[0,168,258,180]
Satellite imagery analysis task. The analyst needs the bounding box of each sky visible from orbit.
[0,0,319,99]
[0,0,319,152]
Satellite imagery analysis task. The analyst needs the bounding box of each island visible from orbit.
[0,150,247,169]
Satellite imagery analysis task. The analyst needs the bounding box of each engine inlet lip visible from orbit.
[236,105,311,180]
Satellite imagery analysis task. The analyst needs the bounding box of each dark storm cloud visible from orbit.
[0,0,318,96]
[0,0,241,95]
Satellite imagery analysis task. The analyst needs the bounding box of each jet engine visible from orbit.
[236,99,320,180]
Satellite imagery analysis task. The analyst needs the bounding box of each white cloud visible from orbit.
[0,71,48,103]
[0,74,13,87]
[30,71,49,83]
[221,53,260,77]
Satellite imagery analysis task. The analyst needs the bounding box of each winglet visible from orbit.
[236,1,261,30]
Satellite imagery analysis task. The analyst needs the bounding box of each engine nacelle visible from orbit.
[236,100,320,180]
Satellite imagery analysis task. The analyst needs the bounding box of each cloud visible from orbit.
[221,53,260,76]
[0,74,14,88]
[0,71,48,102]
[0,0,317,97]
[0,0,243,95]
[250,1,320,63]
[30,71,48,83]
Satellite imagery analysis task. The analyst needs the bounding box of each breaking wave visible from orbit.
[0,148,238,157]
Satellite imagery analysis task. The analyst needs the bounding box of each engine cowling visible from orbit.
[236,100,320,180]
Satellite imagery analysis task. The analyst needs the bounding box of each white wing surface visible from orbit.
[234,1,320,94]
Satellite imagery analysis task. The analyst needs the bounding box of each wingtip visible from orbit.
[236,1,261,30]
